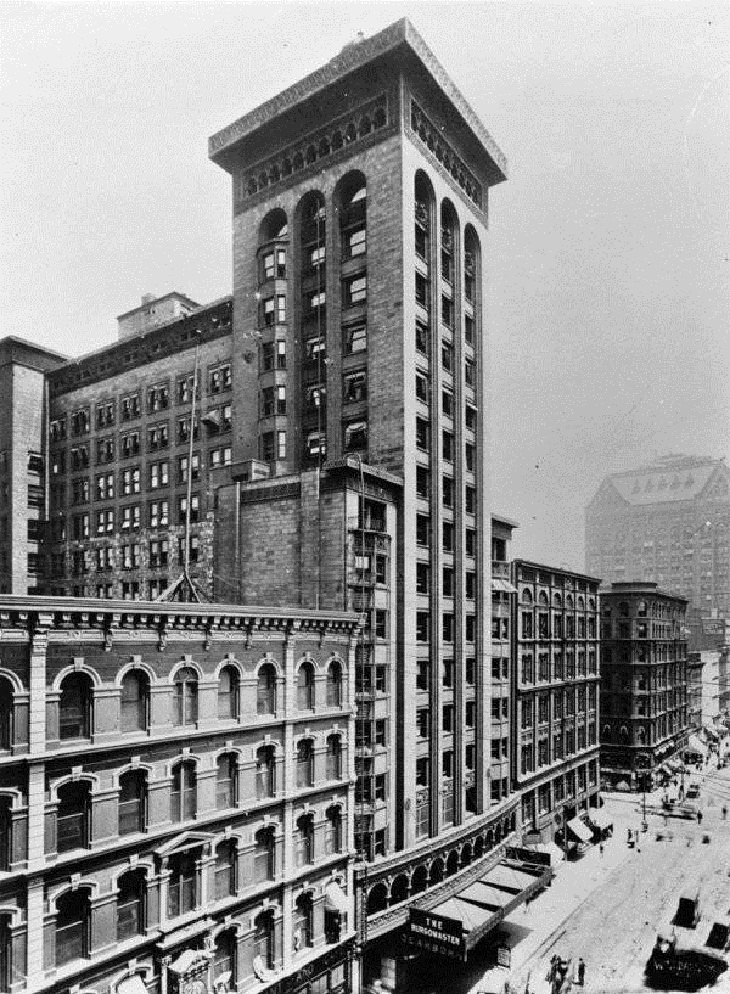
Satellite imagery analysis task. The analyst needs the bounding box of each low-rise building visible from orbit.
[599,581,689,790]
[0,595,359,994]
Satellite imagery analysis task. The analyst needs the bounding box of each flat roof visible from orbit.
[0,593,360,629]
[0,336,68,371]
[117,291,201,322]
[513,558,603,585]
[209,18,506,184]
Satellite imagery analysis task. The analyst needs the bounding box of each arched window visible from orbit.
[296,740,314,789]
[117,869,145,940]
[0,797,11,872]
[256,746,275,799]
[254,827,275,883]
[325,735,342,780]
[57,781,90,853]
[293,894,313,949]
[257,664,276,715]
[170,761,196,822]
[213,928,236,988]
[295,814,314,867]
[0,677,13,750]
[339,172,366,262]
[254,911,275,970]
[119,769,146,836]
[174,668,198,726]
[218,666,240,720]
[59,673,92,740]
[120,670,149,732]
[324,806,342,855]
[214,839,236,900]
[297,663,314,711]
[521,589,533,605]
[167,850,197,918]
[55,889,90,966]
[326,660,342,707]
[216,753,237,810]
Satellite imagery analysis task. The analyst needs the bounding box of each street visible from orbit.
[399,760,730,994]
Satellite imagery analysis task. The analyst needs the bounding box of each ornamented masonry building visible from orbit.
[599,582,689,791]
[510,560,601,842]
[0,18,565,992]
[0,597,360,994]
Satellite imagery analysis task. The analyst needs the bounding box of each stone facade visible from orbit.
[511,560,601,843]
[0,596,359,994]
[0,339,66,595]
[599,582,689,790]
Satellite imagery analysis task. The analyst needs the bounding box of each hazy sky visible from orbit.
[2,1,728,569]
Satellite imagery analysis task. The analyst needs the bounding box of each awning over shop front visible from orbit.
[324,881,349,915]
[684,734,708,757]
[116,978,147,994]
[586,808,612,830]
[566,818,593,844]
[407,856,551,960]
[491,577,517,594]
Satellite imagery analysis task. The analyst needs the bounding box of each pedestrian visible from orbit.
[578,958,586,986]
[722,805,727,820]
[599,841,604,857]
[697,810,703,825]
[627,827,631,843]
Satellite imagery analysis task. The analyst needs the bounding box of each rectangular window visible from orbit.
[416,372,429,404]
[343,371,367,403]
[442,613,454,643]
[347,227,366,258]
[147,383,170,413]
[442,521,454,553]
[344,322,366,354]
[416,465,429,499]
[345,275,367,307]
[416,562,429,595]
[442,431,454,462]
[442,565,454,597]
[344,421,367,451]
[441,341,454,373]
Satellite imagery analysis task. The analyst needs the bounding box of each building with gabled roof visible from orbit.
[585,455,730,618]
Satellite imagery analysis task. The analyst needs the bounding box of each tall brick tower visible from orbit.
[210,19,513,966]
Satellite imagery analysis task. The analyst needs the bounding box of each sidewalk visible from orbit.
[467,800,642,994]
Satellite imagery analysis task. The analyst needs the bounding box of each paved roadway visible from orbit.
[398,761,730,994]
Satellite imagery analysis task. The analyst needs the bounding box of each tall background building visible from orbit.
[585,454,730,619]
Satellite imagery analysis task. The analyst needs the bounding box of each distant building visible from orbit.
[0,594,359,994]
[599,582,689,790]
[585,455,730,619]
[686,608,730,727]
[511,560,601,842]
[117,292,200,341]
[0,338,66,594]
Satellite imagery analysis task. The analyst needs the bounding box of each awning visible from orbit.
[684,734,708,757]
[491,577,517,594]
[566,817,593,844]
[407,856,551,959]
[324,881,349,915]
[586,809,613,830]
[116,979,147,994]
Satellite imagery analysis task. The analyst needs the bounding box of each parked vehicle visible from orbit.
[646,933,727,991]
[675,889,702,928]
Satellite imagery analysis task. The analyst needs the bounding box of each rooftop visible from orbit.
[209,18,507,185]
[591,455,729,507]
